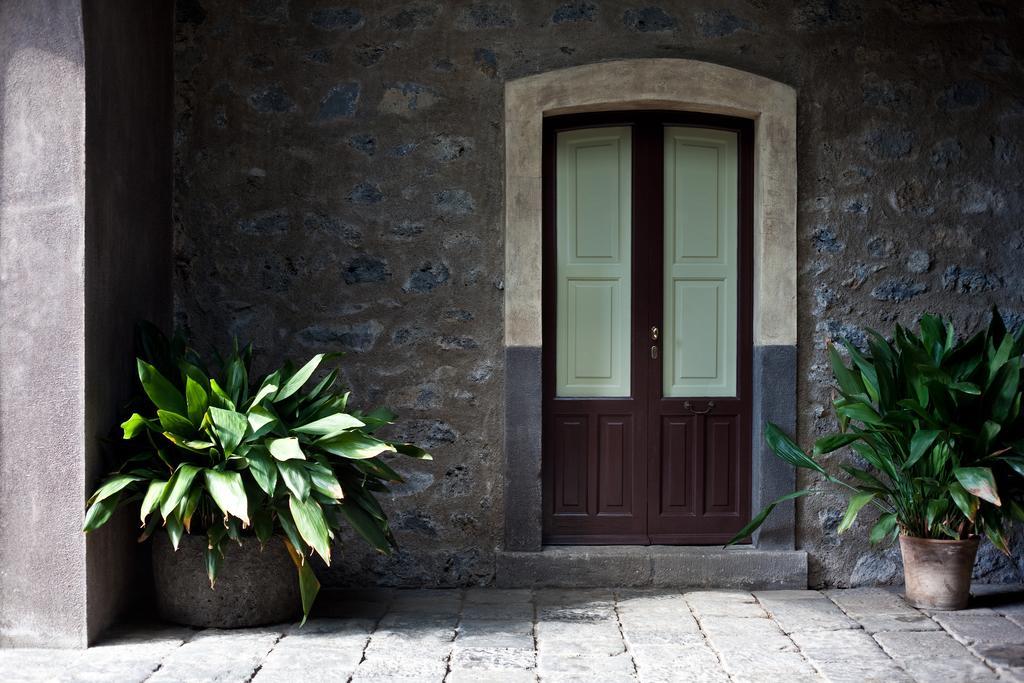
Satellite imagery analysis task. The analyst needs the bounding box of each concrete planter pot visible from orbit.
[152,533,300,628]
[899,535,979,610]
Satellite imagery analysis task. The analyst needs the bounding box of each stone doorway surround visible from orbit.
[500,59,805,587]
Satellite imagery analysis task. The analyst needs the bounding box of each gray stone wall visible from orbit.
[173,0,1024,587]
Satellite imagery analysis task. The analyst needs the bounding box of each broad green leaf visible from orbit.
[868,513,898,544]
[166,510,184,550]
[948,481,978,521]
[905,430,941,469]
[157,410,194,437]
[204,469,250,525]
[247,405,278,438]
[339,503,392,553]
[225,356,247,407]
[851,441,897,481]
[348,485,387,521]
[990,358,1020,422]
[268,436,306,461]
[316,432,397,460]
[250,369,281,407]
[277,507,308,557]
[1008,500,1024,523]
[764,423,827,475]
[949,381,981,395]
[981,506,1009,554]
[843,342,879,403]
[1000,456,1024,478]
[83,495,119,532]
[209,406,249,456]
[278,459,311,501]
[305,369,338,403]
[725,489,817,546]
[354,457,405,483]
[283,538,320,626]
[160,464,201,519]
[181,485,202,532]
[839,465,889,493]
[395,443,432,460]
[276,354,328,402]
[205,541,222,588]
[162,432,215,453]
[980,420,1002,453]
[293,413,365,437]
[289,495,332,564]
[308,463,344,499]
[252,508,274,544]
[357,406,396,433]
[139,480,166,523]
[835,402,885,425]
[829,343,865,396]
[813,433,860,456]
[88,474,143,506]
[838,492,876,534]
[137,359,187,415]
[185,376,209,427]
[208,379,236,411]
[121,413,157,439]
[178,360,210,390]
[954,467,1001,506]
[247,447,278,495]
[926,498,949,532]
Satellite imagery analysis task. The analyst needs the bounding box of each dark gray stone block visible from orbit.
[504,346,543,551]
[496,547,651,588]
[752,344,798,550]
[495,546,807,589]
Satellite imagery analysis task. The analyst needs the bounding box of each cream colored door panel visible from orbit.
[663,128,737,398]
[556,127,631,397]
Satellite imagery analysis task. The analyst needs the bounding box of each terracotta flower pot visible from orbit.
[152,533,300,628]
[899,535,979,610]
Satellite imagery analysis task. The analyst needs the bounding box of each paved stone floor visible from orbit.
[2,586,1023,682]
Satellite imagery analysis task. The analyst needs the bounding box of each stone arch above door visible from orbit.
[502,59,800,562]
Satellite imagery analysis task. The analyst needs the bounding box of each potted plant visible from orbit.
[84,324,431,626]
[730,309,1024,609]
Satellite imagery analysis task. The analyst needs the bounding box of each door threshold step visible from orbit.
[495,545,807,589]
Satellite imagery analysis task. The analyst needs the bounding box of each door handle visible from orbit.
[650,326,659,341]
[650,345,658,359]
[684,400,715,415]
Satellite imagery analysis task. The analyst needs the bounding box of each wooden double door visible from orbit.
[542,112,753,545]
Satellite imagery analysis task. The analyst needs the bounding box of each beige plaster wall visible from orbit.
[504,58,797,348]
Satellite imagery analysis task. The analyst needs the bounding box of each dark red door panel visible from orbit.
[597,415,634,515]
[551,415,588,515]
[543,402,647,543]
[657,415,698,517]
[705,415,739,514]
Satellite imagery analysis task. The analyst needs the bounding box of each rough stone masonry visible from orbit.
[172,0,1024,587]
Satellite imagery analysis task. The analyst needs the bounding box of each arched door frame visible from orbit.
[503,59,798,552]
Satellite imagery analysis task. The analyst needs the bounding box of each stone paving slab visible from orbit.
[825,587,942,634]
[790,628,913,682]
[929,608,1024,681]
[874,629,1001,682]
[754,590,859,634]
[1,586,1021,683]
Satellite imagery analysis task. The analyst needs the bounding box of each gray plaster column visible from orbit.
[0,0,90,648]
[0,0,172,647]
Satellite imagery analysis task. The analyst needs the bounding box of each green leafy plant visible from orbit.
[84,324,431,622]
[729,309,1024,552]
